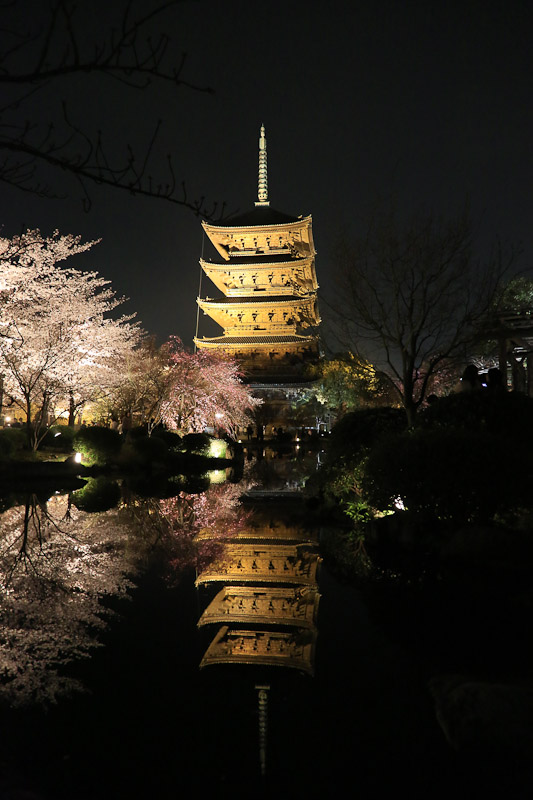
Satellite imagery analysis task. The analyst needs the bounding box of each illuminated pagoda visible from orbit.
[194,125,321,384]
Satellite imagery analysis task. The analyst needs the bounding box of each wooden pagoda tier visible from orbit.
[194,127,321,381]
[195,543,321,586]
[196,294,319,336]
[198,254,318,297]
[199,625,316,674]
[197,585,320,629]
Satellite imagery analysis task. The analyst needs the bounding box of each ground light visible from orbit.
[208,439,227,458]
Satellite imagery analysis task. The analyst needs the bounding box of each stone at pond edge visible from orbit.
[428,674,533,756]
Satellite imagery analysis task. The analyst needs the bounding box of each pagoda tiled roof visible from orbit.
[202,254,305,265]
[200,294,312,305]
[216,205,300,227]
[195,334,317,345]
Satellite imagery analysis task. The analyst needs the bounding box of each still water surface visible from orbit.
[0,448,528,798]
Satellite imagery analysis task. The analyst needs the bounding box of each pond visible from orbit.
[0,447,531,798]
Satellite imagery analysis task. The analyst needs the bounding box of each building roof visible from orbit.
[195,334,318,345]
[215,205,301,228]
[202,253,307,266]
[199,294,314,305]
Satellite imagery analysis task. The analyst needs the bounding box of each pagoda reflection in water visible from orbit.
[194,447,321,780]
[195,498,321,676]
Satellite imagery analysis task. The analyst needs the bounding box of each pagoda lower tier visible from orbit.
[193,333,320,380]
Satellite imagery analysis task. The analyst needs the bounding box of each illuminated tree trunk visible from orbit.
[68,390,75,427]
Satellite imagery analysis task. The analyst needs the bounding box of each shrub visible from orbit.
[41,425,77,451]
[0,431,14,459]
[420,390,533,442]
[152,427,184,450]
[125,425,148,440]
[361,427,530,525]
[0,427,27,456]
[73,426,122,466]
[126,435,168,464]
[182,432,212,456]
[328,407,406,465]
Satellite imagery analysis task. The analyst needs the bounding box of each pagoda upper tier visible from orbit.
[194,126,321,381]
[201,209,315,262]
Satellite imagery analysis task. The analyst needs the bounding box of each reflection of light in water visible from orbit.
[207,469,226,485]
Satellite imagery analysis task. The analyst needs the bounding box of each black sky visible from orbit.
[2,0,532,349]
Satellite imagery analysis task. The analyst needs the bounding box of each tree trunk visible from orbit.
[68,390,75,426]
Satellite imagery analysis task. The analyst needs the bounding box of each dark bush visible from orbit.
[127,435,168,463]
[41,425,77,451]
[0,431,14,459]
[182,432,212,455]
[73,426,122,466]
[125,425,148,440]
[419,390,533,442]
[328,407,406,465]
[361,427,530,525]
[152,427,184,450]
[0,427,27,454]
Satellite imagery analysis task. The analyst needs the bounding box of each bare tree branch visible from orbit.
[327,207,517,425]
[0,0,222,217]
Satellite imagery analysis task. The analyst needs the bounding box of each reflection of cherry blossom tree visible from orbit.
[160,337,260,435]
[162,481,252,573]
[0,477,252,707]
[121,479,253,581]
[0,494,138,707]
[0,230,141,446]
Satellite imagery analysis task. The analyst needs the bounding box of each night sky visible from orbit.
[2,0,532,350]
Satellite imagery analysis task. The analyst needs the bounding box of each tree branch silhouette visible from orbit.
[0,0,224,218]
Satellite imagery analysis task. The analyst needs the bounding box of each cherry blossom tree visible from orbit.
[94,337,171,431]
[159,337,260,436]
[0,229,141,447]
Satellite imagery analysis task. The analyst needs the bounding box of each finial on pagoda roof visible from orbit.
[255,124,270,207]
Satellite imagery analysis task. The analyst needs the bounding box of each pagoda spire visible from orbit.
[255,124,269,207]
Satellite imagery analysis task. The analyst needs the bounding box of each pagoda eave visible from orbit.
[194,334,319,348]
[202,214,312,235]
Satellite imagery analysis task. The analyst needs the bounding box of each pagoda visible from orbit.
[194,126,321,383]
